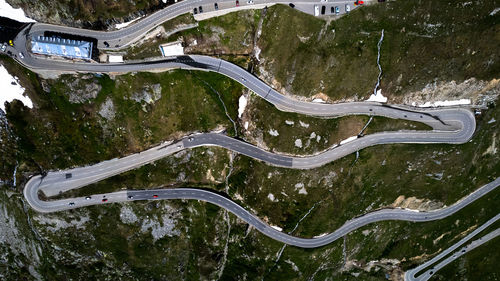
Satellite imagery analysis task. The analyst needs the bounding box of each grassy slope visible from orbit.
[259,1,499,100]
[0,0,499,280]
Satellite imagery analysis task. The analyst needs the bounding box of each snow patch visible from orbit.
[0,65,33,111]
[244,121,249,129]
[270,225,283,232]
[115,16,142,29]
[340,136,358,145]
[0,0,36,22]
[298,187,308,195]
[285,120,295,125]
[488,118,496,124]
[268,129,279,136]
[312,98,326,103]
[490,7,500,16]
[367,88,388,103]
[238,95,247,118]
[413,99,471,107]
[294,139,303,148]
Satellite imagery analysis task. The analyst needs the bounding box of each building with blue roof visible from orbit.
[30,36,93,60]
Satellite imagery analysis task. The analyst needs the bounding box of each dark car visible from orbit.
[102,198,108,202]
[199,6,203,13]
[85,196,91,200]
[69,202,75,206]
[193,7,198,14]
[103,41,109,47]
[289,3,295,8]
[236,0,239,6]
[321,5,326,15]
[214,3,218,10]
[128,195,134,199]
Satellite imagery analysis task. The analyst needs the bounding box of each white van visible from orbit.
[314,5,319,16]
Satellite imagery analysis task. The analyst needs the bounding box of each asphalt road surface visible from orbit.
[405,214,500,281]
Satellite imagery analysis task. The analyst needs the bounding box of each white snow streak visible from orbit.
[0,0,35,22]
[238,95,247,118]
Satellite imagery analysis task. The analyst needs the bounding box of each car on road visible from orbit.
[18,52,24,59]
[335,6,340,14]
[102,198,108,202]
[289,3,295,8]
[85,196,91,200]
[214,3,218,10]
[128,195,134,199]
[188,137,194,142]
[193,7,198,14]
[103,41,109,47]
[199,6,203,13]
[69,202,75,206]
[247,0,253,4]
[236,0,239,7]
[345,4,350,12]
[1,44,6,52]
[153,194,159,198]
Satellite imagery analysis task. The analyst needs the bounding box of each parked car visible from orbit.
[193,7,198,14]
[199,6,203,13]
[1,44,6,52]
[128,195,134,199]
[247,0,253,4]
[345,4,350,12]
[102,198,108,202]
[153,195,159,198]
[19,52,24,59]
[335,6,340,14]
[214,3,219,10]
[85,196,91,200]
[236,0,239,7]
[354,0,364,6]
[321,5,325,15]
[289,3,295,8]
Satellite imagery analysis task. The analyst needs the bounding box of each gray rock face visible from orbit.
[60,75,102,104]
[140,204,181,241]
[120,206,138,224]
[98,97,116,120]
[130,84,162,104]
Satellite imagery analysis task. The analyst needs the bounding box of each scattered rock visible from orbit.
[98,97,116,120]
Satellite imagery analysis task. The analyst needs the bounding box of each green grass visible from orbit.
[245,96,431,155]
[258,1,500,100]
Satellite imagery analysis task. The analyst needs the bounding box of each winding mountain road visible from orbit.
[9,0,496,251]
